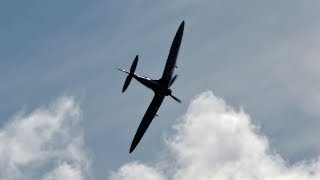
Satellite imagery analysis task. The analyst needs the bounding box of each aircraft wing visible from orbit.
[160,21,184,86]
[129,94,165,153]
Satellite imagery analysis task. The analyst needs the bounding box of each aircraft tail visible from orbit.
[117,55,138,93]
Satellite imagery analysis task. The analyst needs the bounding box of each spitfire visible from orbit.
[117,21,184,153]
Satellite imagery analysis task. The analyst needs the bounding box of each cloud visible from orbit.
[109,162,166,180]
[110,91,320,180]
[0,96,91,180]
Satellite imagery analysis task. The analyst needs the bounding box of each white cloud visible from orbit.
[0,97,91,180]
[110,91,320,180]
[109,162,165,180]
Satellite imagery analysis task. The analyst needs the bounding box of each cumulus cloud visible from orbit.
[109,162,166,180]
[0,97,91,180]
[110,91,320,180]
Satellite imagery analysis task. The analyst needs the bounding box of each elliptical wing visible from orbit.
[160,21,184,86]
[129,94,165,153]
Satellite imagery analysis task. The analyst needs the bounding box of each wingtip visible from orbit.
[129,140,138,153]
[179,20,185,31]
[129,146,134,153]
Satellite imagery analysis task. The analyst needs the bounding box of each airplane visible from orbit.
[117,21,184,153]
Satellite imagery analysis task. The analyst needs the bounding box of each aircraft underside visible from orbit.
[133,75,172,96]
[117,20,184,153]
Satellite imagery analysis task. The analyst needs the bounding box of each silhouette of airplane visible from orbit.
[117,21,184,153]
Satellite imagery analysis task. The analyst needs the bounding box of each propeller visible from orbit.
[168,74,181,103]
[170,94,181,103]
[169,74,178,87]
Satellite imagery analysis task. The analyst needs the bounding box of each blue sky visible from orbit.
[1,1,320,179]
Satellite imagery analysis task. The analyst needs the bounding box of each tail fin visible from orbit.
[117,55,138,93]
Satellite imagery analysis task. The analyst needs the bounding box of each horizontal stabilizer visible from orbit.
[118,55,139,93]
[123,75,132,92]
[130,55,138,73]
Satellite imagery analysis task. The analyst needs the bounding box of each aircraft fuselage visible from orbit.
[132,74,172,96]
[117,21,184,153]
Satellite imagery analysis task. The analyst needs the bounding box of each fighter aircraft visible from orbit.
[117,21,184,153]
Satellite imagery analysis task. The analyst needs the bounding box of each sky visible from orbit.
[0,0,320,179]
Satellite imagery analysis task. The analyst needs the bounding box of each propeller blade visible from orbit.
[169,75,178,87]
[170,94,181,103]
